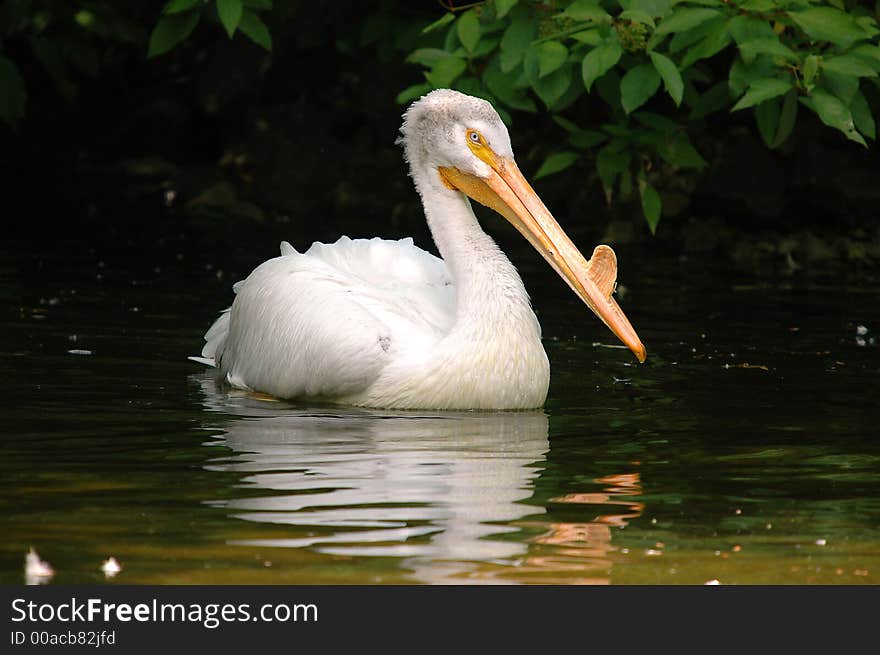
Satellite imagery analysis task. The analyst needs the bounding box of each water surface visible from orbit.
[2,231,878,584]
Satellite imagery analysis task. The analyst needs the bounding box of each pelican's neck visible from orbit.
[413,166,536,336]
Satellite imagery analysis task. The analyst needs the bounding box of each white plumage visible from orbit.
[194,90,645,409]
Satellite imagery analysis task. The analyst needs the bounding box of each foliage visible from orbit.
[0,1,272,127]
[2,1,878,235]
[147,0,273,58]
[398,0,880,232]
[0,1,149,124]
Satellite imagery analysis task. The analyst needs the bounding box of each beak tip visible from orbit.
[633,343,647,364]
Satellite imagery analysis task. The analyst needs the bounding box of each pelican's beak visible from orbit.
[439,151,646,364]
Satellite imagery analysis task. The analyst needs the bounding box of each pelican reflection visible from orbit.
[195,376,549,582]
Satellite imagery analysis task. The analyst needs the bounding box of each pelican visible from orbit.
[193,89,646,409]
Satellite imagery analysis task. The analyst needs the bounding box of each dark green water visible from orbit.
[2,229,878,584]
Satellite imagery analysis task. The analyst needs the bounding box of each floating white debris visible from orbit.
[67,349,93,356]
[101,557,122,577]
[645,549,663,557]
[704,579,721,585]
[856,325,868,336]
[815,538,827,546]
[25,548,54,585]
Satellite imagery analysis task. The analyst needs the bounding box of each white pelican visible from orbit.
[194,89,646,409]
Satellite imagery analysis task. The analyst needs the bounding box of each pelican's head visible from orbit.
[400,89,646,364]
[400,89,513,181]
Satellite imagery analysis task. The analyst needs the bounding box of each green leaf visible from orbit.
[500,8,535,72]
[850,90,876,140]
[802,55,819,85]
[495,0,518,19]
[564,0,611,23]
[147,11,200,57]
[849,44,880,72]
[654,8,721,37]
[582,39,623,91]
[164,0,203,14]
[244,0,272,9]
[553,116,607,147]
[619,9,656,29]
[571,130,608,148]
[425,56,467,87]
[422,13,454,35]
[639,177,662,233]
[484,61,537,112]
[457,9,481,53]
[596,144,631,203]
[472,36,501,59]
[535,151,580,178]
[660,131,707,168]
[633,111,680,132]
[397,83,432,105]
[238,8,271,50]
[728,53,777,97]
[620,63,661,113]
[689,80,730,119]
[856,15,880,39]
[532,66,572,109]
[732,77,792,111]
[534,41,568,77]
[0,55,26,124]
[571,29,602,46]
[772,88,798,148]
[454,76,489,102]
[802,89,866,146]
[668,15,725,54]
[822,55,878,79]
[649,51,683,105]
[822,70,858,105]
[217,0,243,38]
[728,14,776,46]
[788,7,868,49]
[625,0,672,15]
[680,20,731,69]
[407,49,452,67]
[737,38,798,64]
[755,98,780,147]
[595,70,623,112]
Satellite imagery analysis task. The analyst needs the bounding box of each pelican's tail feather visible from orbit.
[193,307,232,367]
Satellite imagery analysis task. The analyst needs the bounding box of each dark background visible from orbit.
[2,2,879,281]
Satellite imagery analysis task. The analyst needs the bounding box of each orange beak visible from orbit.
[439,147,646,364]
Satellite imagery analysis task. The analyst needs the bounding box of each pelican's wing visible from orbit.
[302,236,455,336]
[197,237,455,400]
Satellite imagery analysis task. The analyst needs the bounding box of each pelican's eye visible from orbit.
[466,129,484,145]
[465,128,499,170]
